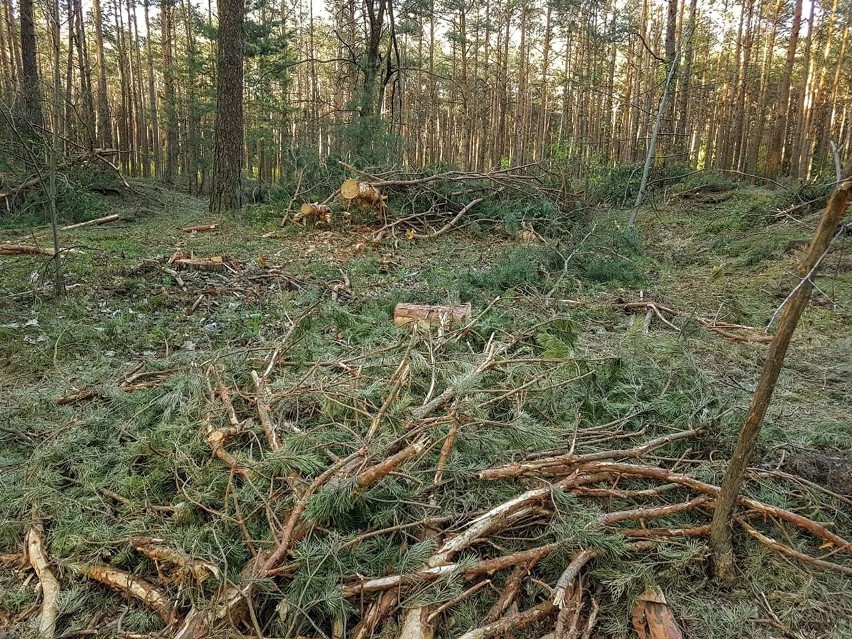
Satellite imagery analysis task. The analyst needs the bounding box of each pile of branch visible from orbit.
[6,315,850,639]
[620,300,772,343]
[289,162,561,239]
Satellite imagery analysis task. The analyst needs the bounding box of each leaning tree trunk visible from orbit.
[209,0,244,213]
[710,181,852,582]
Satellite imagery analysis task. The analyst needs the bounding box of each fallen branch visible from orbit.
[130,537,220,582]
[26,524,60,639]
[598,495,711,526]
[456,599,556,639]
[573,461,852,553]
[81,564,176,624]
[56,389,98,405]
[479,428,702,480]
[61,214,120,231]
[183,224,217,233]
[619,301,772,343]
[426,580,492,623]
[738,519,852,577]
[552,549,597,608]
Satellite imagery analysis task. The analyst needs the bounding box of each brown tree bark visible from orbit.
[92,0,112,148]
[209,0,245,213]
[710,181,852,582]
[161,0,178,183]
[19,0,42,125]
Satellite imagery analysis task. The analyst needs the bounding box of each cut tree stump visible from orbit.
[394,303,472,328]
[294,202,331,224]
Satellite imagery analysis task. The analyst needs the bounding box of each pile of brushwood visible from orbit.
[2,297,850,638]
[291,162,578,239]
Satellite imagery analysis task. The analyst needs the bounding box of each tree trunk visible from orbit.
[710,181,852,582]
[209,0,245,213]
[19,0,42,125]
[161,0,178,183]
[92,0,112,148]
[765,0,802,176]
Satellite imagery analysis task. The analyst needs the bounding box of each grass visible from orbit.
[1,176,851,638]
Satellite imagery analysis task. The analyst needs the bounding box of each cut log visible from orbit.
[394,302,472,328]
[294,202,331,224]
[182,224,217,233]
[0,244,56,256]
[173,256,227,272]
[341,179,386,212]
[61,214,120,231]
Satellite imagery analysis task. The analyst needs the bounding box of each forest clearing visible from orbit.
[1,169,851,638]
[2,0,852,636]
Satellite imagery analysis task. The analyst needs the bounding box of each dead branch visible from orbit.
[553,549,597,608]
[56,389,98,405]
[483,562,535,623]
[738,520,852,577]
[130,538,220,583]
[479,428,701,480]
[355,439,426,488]
[598,495,711,526]
[251,370,282,449]
[61,214,120,231]
[619,524,712,538]
[81,564,176,624]
[26,524,60,639]
[619,301,772,343]
[183,224,217,233]
[409,195,490,239]
[573,461,852,553]
[426,580,492,623]
[457,599,556,639]
[342,545,557,597]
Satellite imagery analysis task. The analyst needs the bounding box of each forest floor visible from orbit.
[1,179,850,638]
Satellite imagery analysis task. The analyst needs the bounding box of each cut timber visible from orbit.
[173,256,227,272]
[341,179,386,211]
[294,202,331,224]
[0,244,55,256]
[394,303,472,328]
[61,214,120,230]
[183,224,217,233]
[26,524,60,639]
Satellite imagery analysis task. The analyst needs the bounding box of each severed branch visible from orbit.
[26,524,60,639]
[130,537,220,583]
[60,214,120,231]
[80,564,176,625]
[479,428,702,480]
[619,301,772,343]
[457,599,556,639]
[738,519,852,577]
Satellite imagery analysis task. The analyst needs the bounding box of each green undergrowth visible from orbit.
[1,176,851,638]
